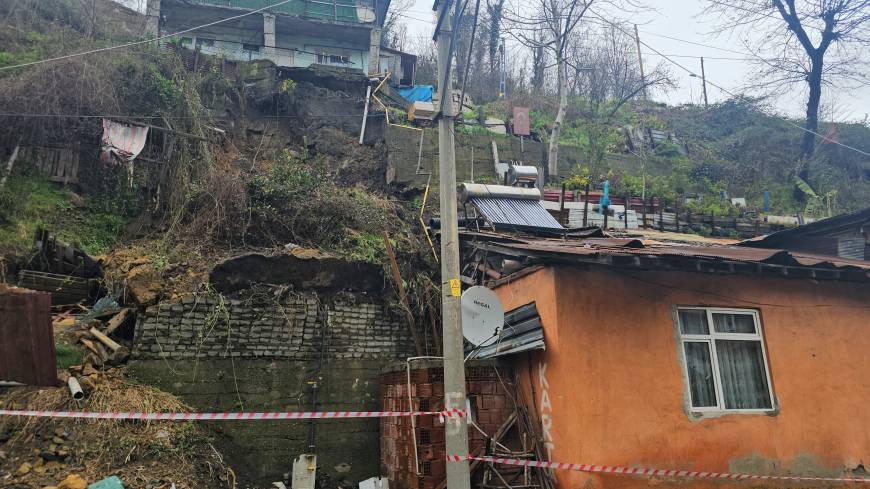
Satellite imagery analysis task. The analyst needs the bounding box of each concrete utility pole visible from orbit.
[435,0,472,489]
[700,57,709,108]
[633,24,647,101]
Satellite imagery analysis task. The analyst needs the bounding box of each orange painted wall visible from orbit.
[494,266,870,488]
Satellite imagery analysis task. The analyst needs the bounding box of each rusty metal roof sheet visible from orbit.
[465,231,870,282]
[472,302,544,360]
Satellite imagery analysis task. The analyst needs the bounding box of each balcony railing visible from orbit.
[189,0,370,23]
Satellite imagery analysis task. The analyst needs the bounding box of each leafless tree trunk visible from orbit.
[705,0,870,180]
[548,37,568,179]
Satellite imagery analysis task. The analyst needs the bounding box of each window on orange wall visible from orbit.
[676,308,774,413]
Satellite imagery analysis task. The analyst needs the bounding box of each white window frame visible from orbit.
[676,307,775,414]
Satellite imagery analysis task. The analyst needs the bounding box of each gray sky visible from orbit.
[397,0,870,122]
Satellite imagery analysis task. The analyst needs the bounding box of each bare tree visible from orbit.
[506,0,594,180]
[573,25,674,190]
[705,0,870,179]
[382,0,414,49]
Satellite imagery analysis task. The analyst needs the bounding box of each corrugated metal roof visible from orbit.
[740,207,870,247]
[471,197,564,231]
[467,232,870,282]
[474,303,545,360]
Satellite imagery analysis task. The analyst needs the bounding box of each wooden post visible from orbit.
[624,194,630,229]
[710,211,715,235]
[559,184,567,226]
[583,183,590,227]
[642,196,648,229]
[674,198,680,232]
[659,198,664,230]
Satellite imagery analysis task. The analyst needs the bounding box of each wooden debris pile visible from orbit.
[55,308,134,369]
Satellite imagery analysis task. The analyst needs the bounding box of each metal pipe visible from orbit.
[67,377,84,400]
[406,356,443,476]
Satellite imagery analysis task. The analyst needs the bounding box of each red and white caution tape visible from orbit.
[0,408,464,421]
[448,455,870,484]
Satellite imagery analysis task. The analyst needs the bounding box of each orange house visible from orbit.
[465,234,870,488]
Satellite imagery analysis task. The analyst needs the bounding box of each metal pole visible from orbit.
[700,57,709,108]
[359,85,372,145]
[634,24,647,101]
[436,1,472,489]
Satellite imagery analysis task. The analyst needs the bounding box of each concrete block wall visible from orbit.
[133,293,415,361]
[130,292,419,487]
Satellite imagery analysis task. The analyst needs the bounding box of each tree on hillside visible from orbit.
[506,0,595,181]
[705,0,870,179]
[573,25,674,195]
[381,0,414,51]
[505,0,646,181]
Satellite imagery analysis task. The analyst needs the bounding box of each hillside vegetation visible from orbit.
[476,96,870,217]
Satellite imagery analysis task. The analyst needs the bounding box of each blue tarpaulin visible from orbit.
[397,85,434,103]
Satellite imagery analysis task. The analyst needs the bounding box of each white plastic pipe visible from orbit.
[67,377,84,400]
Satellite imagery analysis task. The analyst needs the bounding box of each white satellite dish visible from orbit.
[460,286,505,346]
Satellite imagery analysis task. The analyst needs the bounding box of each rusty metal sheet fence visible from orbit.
[0,288,58,386]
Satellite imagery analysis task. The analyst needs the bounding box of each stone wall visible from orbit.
[130,292,418,487]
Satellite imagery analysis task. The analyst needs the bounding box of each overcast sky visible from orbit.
[396,0,870,122]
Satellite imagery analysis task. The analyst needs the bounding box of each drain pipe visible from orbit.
[406,356,443,475]
[67,377,84,400]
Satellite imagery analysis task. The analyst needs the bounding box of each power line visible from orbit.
[638,30,755,57]
[588,10,870,159]
[642,52,761,62]
[0,113,383,119]
[0,0,297,72]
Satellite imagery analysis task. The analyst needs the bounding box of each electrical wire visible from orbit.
[0,113,383,119]
[637,30,757,57]
[0,0,297,72]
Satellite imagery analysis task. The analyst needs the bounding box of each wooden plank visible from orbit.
[89,327,123,352]
[383,231,424,356]
[103,308,133,336]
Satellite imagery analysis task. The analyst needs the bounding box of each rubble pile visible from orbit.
[0,369,234,488]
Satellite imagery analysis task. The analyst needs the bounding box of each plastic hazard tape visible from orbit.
[0,408,464,421]
[447,455,870,484]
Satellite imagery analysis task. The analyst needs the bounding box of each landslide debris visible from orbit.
[0,368,234,488]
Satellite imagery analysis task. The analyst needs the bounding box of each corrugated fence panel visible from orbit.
[0,289,57,386]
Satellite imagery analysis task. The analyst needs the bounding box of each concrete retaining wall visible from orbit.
[130,291,418,487]
[385,125,649,189]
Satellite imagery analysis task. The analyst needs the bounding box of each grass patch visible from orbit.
[0,172,132,257]
[55,338,82,370]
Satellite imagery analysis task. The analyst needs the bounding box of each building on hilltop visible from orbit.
[146,0,402,76]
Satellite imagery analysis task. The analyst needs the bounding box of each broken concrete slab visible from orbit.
[209,248,384,295]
